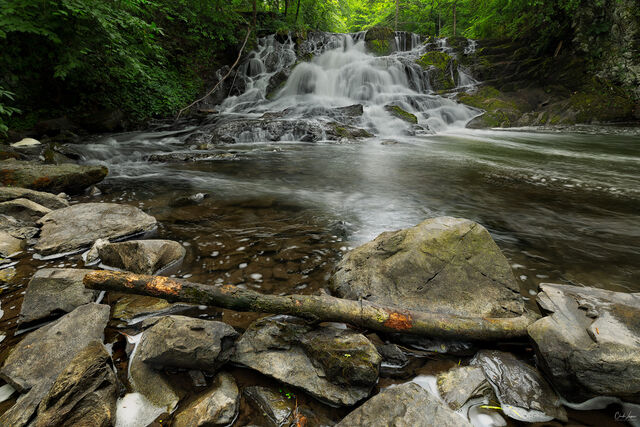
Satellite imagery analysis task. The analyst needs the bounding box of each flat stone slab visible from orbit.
[330,216,524,317]
[173,372,239,427]
[528,283,640,403]
[98,239,186,275]
[34,203,157,257]
[0,187,69,210]
[0,198,51,226]
[0,159,108,194]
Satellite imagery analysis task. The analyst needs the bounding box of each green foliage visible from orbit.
[0,87,21,136]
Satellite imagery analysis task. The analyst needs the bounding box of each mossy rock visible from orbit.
[417,51,458,90]
[364,26,395,56]
[384,105,418,124]
[457,86,525,128]
[569,90,635,123]
[329,123,373,139]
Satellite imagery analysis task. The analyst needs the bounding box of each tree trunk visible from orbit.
[284,0,289,16]
[252,0,257,27]
[452,1,457,36]
[84,271,538,341]
[295,0,301,22]
[395,0,399,31]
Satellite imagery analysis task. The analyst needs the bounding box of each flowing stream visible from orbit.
[1,31,639,426]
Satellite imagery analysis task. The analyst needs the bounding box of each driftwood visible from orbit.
[176,27,252,120]
[83,270,538,341]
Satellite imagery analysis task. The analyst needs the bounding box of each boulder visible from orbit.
[0,266,16,283]
[0,230,23,258]
[35,203,157,256]
[417,51,459,90]
[0,159,108,193]
[330,217,524,318]
[136,315,238,372]
[0,198,51,225]
[336,382,472,426]
[244,386,295,427]
[231,316,381,406]
[0,214,38,241]
[32,341,118,427]
[173,372,239,427]
[19,268,98,326]
[471,350,566,422]
[0,186,69,209]
[436,366,492,411]
[385,105,418,124]
[364,27,395,56]
[10,138,41,148]
[528,283,640,403]
[97,239,186,275]
[0,304,110,426]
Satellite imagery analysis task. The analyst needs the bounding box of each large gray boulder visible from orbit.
[0,198,51,225]
[0,186,69,209]
[32,341,118,427]
[34,203,157,256]
[330,217,524,318]
[172,372,239,427]
[19,268,98,325]
[336,382,472,426]
[0,159,108,193]
[232,316,381,406]
[97,239,186,275]
[136,315,238,372]
[0,304,110,426]
[471,350,567,422]
[528,283,640,403]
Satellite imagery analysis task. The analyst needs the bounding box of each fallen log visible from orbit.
[83,270,538,341]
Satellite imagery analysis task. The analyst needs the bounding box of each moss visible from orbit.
[364,26,394,56]
[569,90,634,123]
[384,105,418,124]
[417,51,458,90]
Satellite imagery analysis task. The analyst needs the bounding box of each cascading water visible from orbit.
[216,31,481,139]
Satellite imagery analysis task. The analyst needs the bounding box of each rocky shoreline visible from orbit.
[0,157,638,426]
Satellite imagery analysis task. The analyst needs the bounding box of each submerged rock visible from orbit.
[32,341,118,427]
[0,159,108,193]
[436,366,492,411]
[173,372,239,427]
[136,315,238,372]
[244,386,295,427]
[111,294,192,323]
[336,382,472,426]
[97,239,186,275]
[528,283,640,403]
[0,198,51,225]
[330,217,524,318]
[471,350,567,422]
[232,316,381,406]
[0,186,69,209]
[146,152,238,162]
[19,268,98,326]
[35,202,157,256]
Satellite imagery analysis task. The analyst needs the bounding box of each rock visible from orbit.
[19,268,98,326]
[86,185,102,197]
[85,238,110,264]
[129,339,180,412]
[527,283,640,403]
[111,294,192,323]
[0,266,16,284]
[32,341,118,427]
[97,239,186,275]
[34,116,76,137]
[417,51,459,90]
[335,104,364,117]
[231,316,380,406]
[336,382,472,427]
[384,105,418,124]
[0,381,51,427]
[11,137,41,148]
[436,366,492,411]
[80,109,125,132]
[173,372,239,427]
[0,214,38,241]
[0,198,51,225]
[136,315,238,372]
[169,192,209,207]
[0,159,108,193]
[330,217,524,318]
[35,202,157,256]
[471,350,566,422]
[0,186,69,209]
[327,122,373,139]
[146,152,238,162]
[364,27,395,56]
[244,386,295,427]
[0,303,110,392]
[0,230,23,258]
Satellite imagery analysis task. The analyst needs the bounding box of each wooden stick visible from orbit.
[176,27,252,120]
[84,271,538,341]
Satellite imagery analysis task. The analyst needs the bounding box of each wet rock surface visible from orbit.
[330,216,524,317]
[32,341,118,427]
[244,386,295,427]
[0,186,69,209]
[436,365,492,411]
[528,283,640,403]
[0,229,23,257]
[471,350,567,422]
[0,159,108,193]
[232,316,381,406]
[146,152,238,162]
[35,202,157,256]
[337,382,472,427]
[19,268,98,325]
[111,294,192,323]
[0,198,51,225]
[136,315,238,372]
[173,372,239,427]
[97,239,186,275]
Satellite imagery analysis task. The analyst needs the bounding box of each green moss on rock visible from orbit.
[384,105,418,124]
[364,26,394,56]
[417,51,458,90]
